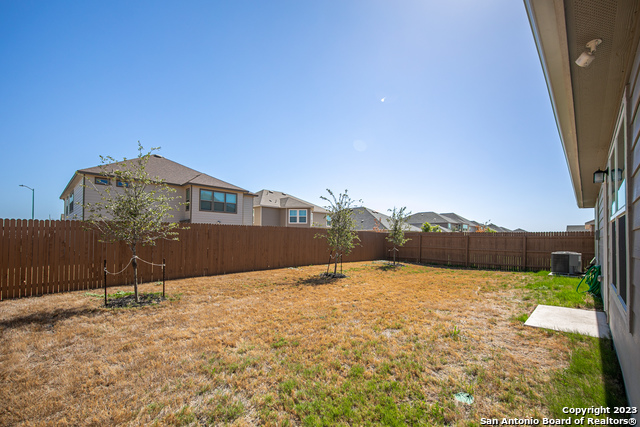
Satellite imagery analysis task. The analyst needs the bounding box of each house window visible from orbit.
[116,180,130,188]
[326,215,331,227]
[289,209,307,224]
[185,188,190,211]
[200,190,237,213]
[95,177,110,185]
[69,193,74,213]
[607,99,628,306]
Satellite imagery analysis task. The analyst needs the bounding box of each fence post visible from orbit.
[522,234,527,271]
[103,259,107,307]
[465,234,470,267]
[417,233,422,263]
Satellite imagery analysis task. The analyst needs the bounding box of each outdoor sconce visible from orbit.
[611,168,623,182]
[593,168,607,183]
[575,39,602,68]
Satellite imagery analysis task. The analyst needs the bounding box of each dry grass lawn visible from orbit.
[0,262,607,426]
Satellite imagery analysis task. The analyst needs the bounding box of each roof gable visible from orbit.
[352,207,421,232]
[407,212,451,225]
[75,155,248,192]
[253,189,329,213]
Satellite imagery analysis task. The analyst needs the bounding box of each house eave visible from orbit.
[60,172,81,199]
[524,0,640,209]
[524,0,583,206]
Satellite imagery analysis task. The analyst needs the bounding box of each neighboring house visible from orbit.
[525,0,640,411]
[252,189,329,228]
[408,211,514,232]
[585,219,595,231]
[407,212,455,231]
[351,207,422,232]
[60,154,255,225]
[566,225,587,232]
[487,223,511,233]
[440,212,478,232]
[512,228,528,233]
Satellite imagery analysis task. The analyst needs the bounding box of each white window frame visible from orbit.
[607,94,629,313]
[289,209,307,224]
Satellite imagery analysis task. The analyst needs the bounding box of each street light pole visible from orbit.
[19,184,34,220]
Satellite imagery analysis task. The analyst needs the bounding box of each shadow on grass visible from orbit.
[105,293,166,309]
[375,262,405,271]
[297,273,346,286]
[0,307,103,330]
[599,336,628,409]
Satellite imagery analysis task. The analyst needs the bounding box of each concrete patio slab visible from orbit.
[524,304,610,339]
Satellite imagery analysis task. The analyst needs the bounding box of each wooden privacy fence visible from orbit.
[0,219,596,300]
[385,231,595,271]
[0,220,385,300]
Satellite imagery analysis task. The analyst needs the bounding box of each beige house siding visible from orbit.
[253,206,262,226]
[190,186,245,225]
[312,212,328,228]
[261,207,281,226]
[168,186,189,222]
[76,176,188,223]
[600,38,640,411]
[62,175,84,220]
[242,194,254,225]
[623,39,640,409]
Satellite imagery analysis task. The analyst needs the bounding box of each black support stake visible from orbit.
[162,258,166,298]
[104,259,107,307]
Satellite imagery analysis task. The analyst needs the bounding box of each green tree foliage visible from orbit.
[83,143,181,302]
[421,222,442,233]
[317,189,360,276]
[387,207,411,265]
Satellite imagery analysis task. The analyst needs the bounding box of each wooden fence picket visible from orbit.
[0,220,596,300]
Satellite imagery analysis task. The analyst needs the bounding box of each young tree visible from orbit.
[83,143,181,303]
[318,189,361,276]
[387,206,411,265]
[421,222,442,233]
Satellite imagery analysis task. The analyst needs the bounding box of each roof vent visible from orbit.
[152,154,163,158]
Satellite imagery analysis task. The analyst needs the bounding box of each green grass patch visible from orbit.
[511,313,529,323]
[545,334,627,420]
[523,271,602,309]
[205,393,245,423]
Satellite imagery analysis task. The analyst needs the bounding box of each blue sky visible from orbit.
[0,0,594,231]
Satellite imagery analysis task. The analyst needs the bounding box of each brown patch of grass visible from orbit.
[0,262,593,425]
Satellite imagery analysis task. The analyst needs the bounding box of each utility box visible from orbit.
[551,251,582,275]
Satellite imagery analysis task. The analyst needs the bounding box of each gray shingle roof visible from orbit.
[351,207,421,232]
[76,154,249,192]
[406,212,452,227]
[440,212,472,225]
[253,189,329,213]
[487,223,511,233]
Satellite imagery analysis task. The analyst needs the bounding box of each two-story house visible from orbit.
[60,154,255,225]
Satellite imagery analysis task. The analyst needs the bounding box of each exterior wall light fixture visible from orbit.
[575,39,602,68]
[593,168,608,183]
